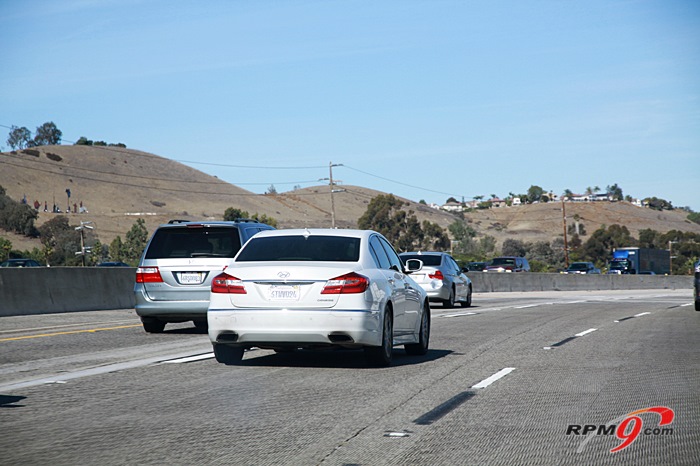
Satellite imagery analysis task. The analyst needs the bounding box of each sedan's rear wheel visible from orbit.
[405,302,430,356]
[442,287,455,308]
[142,318,166,333]
[365,308,393,366]
[213,344,244,365]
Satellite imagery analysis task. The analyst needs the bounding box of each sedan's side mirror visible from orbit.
[404,258,423,274]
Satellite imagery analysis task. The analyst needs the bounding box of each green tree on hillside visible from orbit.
[501,239,528,257]
[33,121,62,146]
[358,194,447,252]
[223,207,278,227]
[606,183,623,201]
[110,236,125,262]
[6,126,33,149]
[0,237,12,261]
[644,197,673,211]
[0,184,38,237]
[37,216,82,266]
[527,185,544,203]
[580,224,636,265]
[123,219,149,265]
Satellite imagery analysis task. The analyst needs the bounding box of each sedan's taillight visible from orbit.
[321,272,369,294]
[211,272,247,294]
[136,266,163,283]
[428,270,444,280]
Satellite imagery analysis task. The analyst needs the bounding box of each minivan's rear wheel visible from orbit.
[213,344,244,365]
[365,308,393,367]
[141,318,166,333]
[405,302,430,356]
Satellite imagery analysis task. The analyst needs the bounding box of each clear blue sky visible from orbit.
[2,0,699,211]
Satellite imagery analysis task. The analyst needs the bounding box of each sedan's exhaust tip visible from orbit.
[328,332,354,343]
[216,332,239,343]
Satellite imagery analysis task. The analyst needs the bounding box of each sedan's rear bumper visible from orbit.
[415,281,450,300]
[208,308,383,348]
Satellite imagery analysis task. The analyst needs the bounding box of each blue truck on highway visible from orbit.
[607,247,670,275]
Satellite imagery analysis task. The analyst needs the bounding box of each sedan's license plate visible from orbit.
[269,285,300,301]
[180,272,204,284]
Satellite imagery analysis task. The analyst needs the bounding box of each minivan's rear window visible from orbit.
[145,227,242,259]
[236,236,361,262]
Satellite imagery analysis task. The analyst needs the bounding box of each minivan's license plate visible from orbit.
[180,272,204,284]
[269,285,300,301]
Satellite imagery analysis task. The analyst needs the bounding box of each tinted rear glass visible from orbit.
[145,227,242,259]
[236,236,361,262]
[400,254,442,266]
[490,258,516,266]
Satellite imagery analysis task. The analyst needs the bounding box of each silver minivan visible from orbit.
[134,219,275,332]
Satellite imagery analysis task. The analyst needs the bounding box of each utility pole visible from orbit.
[328,162,344,228]
[562,198,569,268]
[669,240,678,275]
[75,221,94,266]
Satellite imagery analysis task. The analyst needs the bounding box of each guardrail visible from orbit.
[0,268,692,317]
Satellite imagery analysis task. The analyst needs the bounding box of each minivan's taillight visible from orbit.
[136,266,163,283]
[321,272,369,294]
[211,272,247,294]
[428,270,444,280]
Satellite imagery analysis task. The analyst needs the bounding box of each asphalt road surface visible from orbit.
[1,290,698,465]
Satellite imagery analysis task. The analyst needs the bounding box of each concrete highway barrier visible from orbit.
[468,271,691,293]
[0,267,136,317]
[0,268,692,317]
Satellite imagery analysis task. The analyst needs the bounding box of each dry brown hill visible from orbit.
[2,145,699,252]
[0,145,455,250]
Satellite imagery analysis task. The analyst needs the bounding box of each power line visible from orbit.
[342,165,464,199]
[1,153,319,187]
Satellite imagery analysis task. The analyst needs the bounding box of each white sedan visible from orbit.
[208,229,430,366]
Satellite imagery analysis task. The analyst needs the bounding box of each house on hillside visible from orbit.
[566,193,592,202]
[490,198,507,208]
[441,201,464,212]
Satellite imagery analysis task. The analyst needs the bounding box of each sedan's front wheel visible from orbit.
[460,285,472,307]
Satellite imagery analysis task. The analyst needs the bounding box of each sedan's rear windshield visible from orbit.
[145,227,242,259]
[568,263,589,270]
[400,254,442,266]
[236,236,361,262]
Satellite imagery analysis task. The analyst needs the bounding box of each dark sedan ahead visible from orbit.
[0,258,42,267]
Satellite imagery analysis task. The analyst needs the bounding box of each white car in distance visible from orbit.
[208,229,430,366]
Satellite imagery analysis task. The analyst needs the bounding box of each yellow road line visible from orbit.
[0,324,143,342]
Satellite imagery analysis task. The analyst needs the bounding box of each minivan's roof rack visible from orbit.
[167,219,191,224]
[234,218,260,223]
